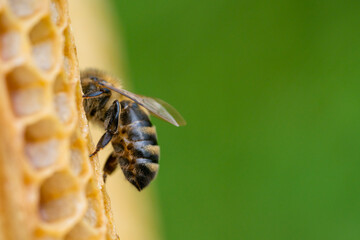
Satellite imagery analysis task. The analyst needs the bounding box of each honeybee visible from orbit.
[80,69,186,191]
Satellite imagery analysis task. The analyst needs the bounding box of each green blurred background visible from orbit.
[109,0,360,239]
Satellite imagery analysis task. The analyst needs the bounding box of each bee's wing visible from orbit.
[99,82,186,127]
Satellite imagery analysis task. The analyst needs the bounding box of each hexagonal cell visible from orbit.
[35,237,60,240]
[6,65,47,116]
[33,229,61,240]
[1,31,21,60]
[63,56,71,75]
[62,27,76,78]
[29,17,59,71]
[26,138,60,169]
[8,0,43,18]
[39,171,82,223]
[33,42,54,70]
[54,92,73,124]
[25,118,62,169]
[10,86,46,116]
[53,71,69,93]
[53,72,73,124]
[40,194,79,222]
[50,0,66,27]
[7,65,43,87]
[84,179,104,228]
[69,132,90,178]
[0,12,22,61]
[84,199,101,228]
[64,179,108,240]
[69,149,83,176]
[65,221,101,240]
[25,117,59,140]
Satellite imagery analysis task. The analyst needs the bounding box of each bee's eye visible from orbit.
[90,76,99,81]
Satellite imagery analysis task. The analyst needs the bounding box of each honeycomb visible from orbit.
[0,0,119,239]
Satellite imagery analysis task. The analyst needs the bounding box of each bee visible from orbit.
[80,69,186,191]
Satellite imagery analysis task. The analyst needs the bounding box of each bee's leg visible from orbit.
[89,131,113,157]
[82,88,111,99]
[103,152,118,182]
[104,100,121,134]
[89,100,121,157]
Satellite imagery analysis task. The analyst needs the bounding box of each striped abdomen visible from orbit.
[111,100,159,190]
